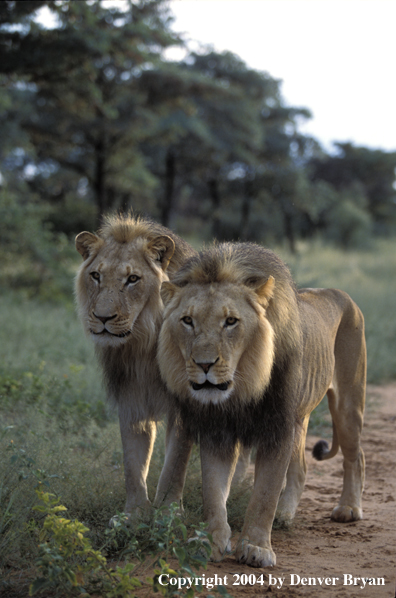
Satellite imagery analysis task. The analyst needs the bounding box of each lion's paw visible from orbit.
[274,510,294,528]
[236,542,276,568]
[331,505,363,522]
[210,529,232,562]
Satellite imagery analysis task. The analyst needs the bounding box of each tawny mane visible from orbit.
[98,213,194,274]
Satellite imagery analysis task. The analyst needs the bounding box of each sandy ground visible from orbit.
[161,384,396,597]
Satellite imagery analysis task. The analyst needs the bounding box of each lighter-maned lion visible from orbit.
[158,242,366,567]
[75,214,197,516]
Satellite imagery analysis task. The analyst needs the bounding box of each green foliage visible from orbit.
[30,490,141,596]
[29,491,220,597]
[0,364,109,432]
[325,194,372,249]
[309,142,396,233]
[0,187,77,301]
[2,0,394,247]
[292,178,373,249]
[0,345,219,595]
[0,0,184,225]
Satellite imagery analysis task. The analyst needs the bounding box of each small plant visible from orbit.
[30,489,142,597]
[0,363,111,431]
[29,491,230,597]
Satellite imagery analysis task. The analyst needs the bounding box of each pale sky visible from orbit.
[169,0,396,153]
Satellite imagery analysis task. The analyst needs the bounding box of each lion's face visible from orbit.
[75,232,174,349]
[159,278,275,405]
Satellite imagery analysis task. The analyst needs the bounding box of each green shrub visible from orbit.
[0,188,77,301]
[29,491,225,597]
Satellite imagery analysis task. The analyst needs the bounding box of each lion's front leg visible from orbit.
[154,419,193,508]
[236,445,292,568]
[119,409,156,516]
[201,443,239,561]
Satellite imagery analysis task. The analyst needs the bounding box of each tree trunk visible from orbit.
[240,179,254,240]
[94,135,106,228]
[160,150,176,227]
[281,199,296,254]
[208,177,221,239]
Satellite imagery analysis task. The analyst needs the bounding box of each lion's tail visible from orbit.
[312,420,339,461]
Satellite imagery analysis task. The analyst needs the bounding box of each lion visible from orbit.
[158,242,366,567]
[75,214,197,516]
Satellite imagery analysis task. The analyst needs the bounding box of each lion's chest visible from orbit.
[101,347,170,423]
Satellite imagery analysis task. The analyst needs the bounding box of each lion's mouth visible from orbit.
[90,329,132,339]
[190,380,230,391]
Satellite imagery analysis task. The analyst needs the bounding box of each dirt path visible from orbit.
[168,385,396,597]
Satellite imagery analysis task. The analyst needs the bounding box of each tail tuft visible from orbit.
[312,439,329,461]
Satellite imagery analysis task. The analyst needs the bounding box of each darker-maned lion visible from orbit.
[158,242,366,567]
[75,214,196,516]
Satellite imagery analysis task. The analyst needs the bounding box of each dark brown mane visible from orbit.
[174,359,298,457]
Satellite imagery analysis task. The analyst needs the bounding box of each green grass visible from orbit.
[0,239,395,593]
[0,291,104,395]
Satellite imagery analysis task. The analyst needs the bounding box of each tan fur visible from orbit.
[75,214,196,515]
[158,242,366,567]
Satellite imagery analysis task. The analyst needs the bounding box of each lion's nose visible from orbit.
[196,359,218,374]
[93,313,117,324]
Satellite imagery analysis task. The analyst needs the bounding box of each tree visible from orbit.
[309,142,396,233]
[138,60,222,227]
[143,50,289,236]
[1,0,184,226]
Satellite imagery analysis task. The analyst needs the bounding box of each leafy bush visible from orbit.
[0,364,110,431]
[29,491,224,597]
[0,188,77,301]
[325,195,372,249]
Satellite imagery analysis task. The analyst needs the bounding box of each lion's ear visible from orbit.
[161,281,179,306]
[255,275,275,307]
[75,232,102,260]
[147,235,175,271]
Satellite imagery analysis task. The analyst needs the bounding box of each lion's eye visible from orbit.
[126,274,140,285]
[181,316,193,327]
[225,317,238,327]
[90,271,100,281]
